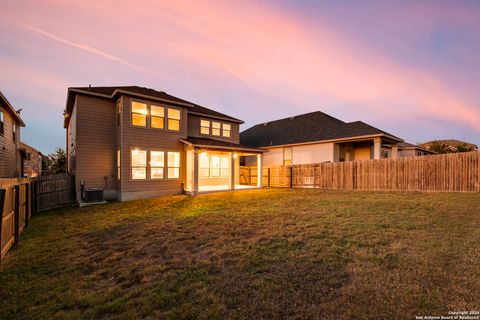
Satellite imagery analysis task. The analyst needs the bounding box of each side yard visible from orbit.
[1,189,479,319]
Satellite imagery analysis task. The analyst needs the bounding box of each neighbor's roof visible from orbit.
[0,91,26,127]
[64,86,243,128]
[180,137,265,153]
[240,111,403,147]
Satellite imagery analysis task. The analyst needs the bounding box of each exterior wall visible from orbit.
[74,94,118,200]
[67,99,77,173]
[292,143,334,164]
[263,142,334,167]
[0,104,21,178]
[187,114,240,144]
[354,144,372,161]
[21,143,43,177]
[262,147,284,166]
[119,95,188,201]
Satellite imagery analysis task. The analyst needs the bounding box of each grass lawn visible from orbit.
[1,189,479,319]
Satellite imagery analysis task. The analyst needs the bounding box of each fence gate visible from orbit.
[33,175,76,212]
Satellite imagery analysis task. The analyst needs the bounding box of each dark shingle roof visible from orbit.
[65,86,243,127]
[180,137,264,152]
[240,111,403,147]
[0,91,25,126]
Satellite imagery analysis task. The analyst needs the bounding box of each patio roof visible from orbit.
[180,137,265,153]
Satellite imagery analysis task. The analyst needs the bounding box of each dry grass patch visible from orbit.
[1,189,479,319]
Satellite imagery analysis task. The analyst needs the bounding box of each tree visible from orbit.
[456,143,470,153]
[47,148,67,174]
[428,141,450,154]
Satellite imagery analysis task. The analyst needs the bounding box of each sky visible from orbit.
[0,0,479,154]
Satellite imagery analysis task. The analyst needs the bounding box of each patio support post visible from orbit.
[257,154,263,188]
[193,149,199,194]
[230,152,235,191]
[391,143,399,159]
[373,137,382,160]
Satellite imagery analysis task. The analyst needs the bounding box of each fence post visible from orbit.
[267,168,271,188]
[13,185,20,248]
[289,166,293,189]
[0,189,5,269]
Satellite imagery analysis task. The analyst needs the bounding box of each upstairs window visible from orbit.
[150,151,165,179]
[0,110,4,135]
[222,124,231,138]
[200,120,210,135]
[167,152,180,178]
[131,102,147,127]
[116,100,121,127]
[167,108,181,131]
[151,105,165,129]
[131,149,147,179]
[211,122,221,136]
[12,123,16,142]
[283,147,292,166]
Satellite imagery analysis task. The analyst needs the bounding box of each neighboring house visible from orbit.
[240,111,404,166]
[0,91,26,178]
[20,142,44,177]
[64,86,264,201]
[398,142,436,157]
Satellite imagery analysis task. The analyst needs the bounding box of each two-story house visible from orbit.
[64,86,263,201]
[0,91,25,178]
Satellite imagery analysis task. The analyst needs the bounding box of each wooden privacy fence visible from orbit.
[32,174,76,212]
[0,174,75,266]
[0,178,32,265]
[263,151,480,192]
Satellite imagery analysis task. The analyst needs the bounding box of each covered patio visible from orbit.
[334,136,402,162]
[180,138,264,195]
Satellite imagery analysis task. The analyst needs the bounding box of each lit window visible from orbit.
[167,108,181,131]
[212,122,221,136]
[283,147,292,166]
[116,100,121,127]
[167,152,180,178]
[117,150,121,179]
[150,151,165,179]
[221,156,230,177]
[0,110,4,135]
[211,155,221,177]
[200,120,210,135]
[199,153,210,177]
[131,102,147,127]
[131,149,147,179]
[151,105,165,129]
[12,124,16,142]
[222,123,231,138]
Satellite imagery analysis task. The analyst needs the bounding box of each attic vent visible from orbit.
[263,122,269,126]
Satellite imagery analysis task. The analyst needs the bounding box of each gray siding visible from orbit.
[119,95,188,199]
[74,94,118,199]
[187,114,240,144]
[0,104,21,178]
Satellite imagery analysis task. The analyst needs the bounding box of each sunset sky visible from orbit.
[1,0,479,154]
